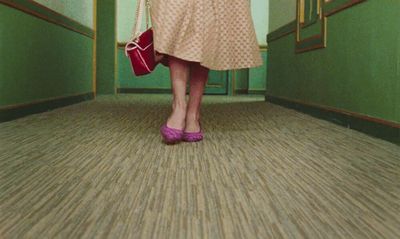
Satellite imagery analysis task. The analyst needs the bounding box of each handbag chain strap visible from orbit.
[131,0,151,41]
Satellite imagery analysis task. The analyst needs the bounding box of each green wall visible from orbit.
[96,1,117,94]
[269,0,296,33]
[251,0,269,45]
[117,0,139,43]
[267,0,400,123]
[33,0,94,28]
[0,3,94,108]
[249,51,268,93]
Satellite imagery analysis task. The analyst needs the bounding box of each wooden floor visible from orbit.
[0,94,399,239]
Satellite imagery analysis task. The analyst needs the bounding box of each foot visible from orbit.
[160,124,184,144]
[166,104,186,130]
[183,116,203,142]
[184,115,201,133]
[182,129,203,142]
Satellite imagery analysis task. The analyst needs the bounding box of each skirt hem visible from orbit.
[155,48,263,71]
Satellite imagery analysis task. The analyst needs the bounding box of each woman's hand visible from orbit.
[155,52,169,66]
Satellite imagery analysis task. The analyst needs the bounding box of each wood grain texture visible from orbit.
[0,94,399,239]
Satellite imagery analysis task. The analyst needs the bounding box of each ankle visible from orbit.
[186,113,200,122]
[172,102,187,112]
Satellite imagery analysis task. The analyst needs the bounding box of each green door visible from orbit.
[204,70,228,95]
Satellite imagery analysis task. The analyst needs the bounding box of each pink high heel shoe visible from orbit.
[182,122,203,142]
[160,123,184,144]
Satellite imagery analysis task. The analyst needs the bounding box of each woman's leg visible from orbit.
[185,63,209,132]
[166,56,190,130]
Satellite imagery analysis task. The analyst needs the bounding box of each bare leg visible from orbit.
[166,56,190,130]
[185,62,209,132]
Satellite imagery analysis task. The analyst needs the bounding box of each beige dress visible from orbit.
[150,0,263,71]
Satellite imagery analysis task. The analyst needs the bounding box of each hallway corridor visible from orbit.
[0,94,399,238]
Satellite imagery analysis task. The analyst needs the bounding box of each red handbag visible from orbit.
[125,0,159,76]
[125,28,156,76]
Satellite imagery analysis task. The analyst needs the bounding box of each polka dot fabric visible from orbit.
[150,0,263,70]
